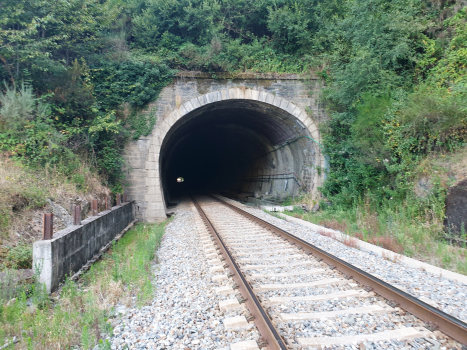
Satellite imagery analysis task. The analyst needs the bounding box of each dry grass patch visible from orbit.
[318,219,349,232]
[0,153,110,269]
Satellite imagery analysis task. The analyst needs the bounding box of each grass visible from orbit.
[0,153,110,269]
[0,220,168,349]
[282,198,467,275]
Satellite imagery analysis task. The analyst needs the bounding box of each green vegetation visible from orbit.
[1,0,466,271]
[2,0,465,189]
[0,220,168,350]
[284,193,467,274]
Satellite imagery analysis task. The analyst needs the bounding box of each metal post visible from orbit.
[73,205,81,225]
[123,191,127,203]
[116,194,121,206]
[106,196,111,210]
[92,199,98,216]
[43,213,53,240]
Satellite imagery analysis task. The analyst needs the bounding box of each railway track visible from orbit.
[191,194,467,350]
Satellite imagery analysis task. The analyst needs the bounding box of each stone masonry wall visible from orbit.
[124,73,326,222]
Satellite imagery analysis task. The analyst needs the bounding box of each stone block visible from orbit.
[308,124,318,135]
[147,201,164,211]
[150,136,161,148]
[272,96,283,108]
[304,117,313,129]
[163,114,176,129]
[214,90,222,102]
[159,120,171,134]
[33,240,52,292]
[182,100,194,114]
[297,110,308,123]
[145,194,161,202]
[251,89,259,100]
[258,91,267,102]
[280,98,289,111]
[205,92,214,103]
[145,179,159,190]
[221,89,229,100]
[172,109,182,123]
[265,93,275,105]
[235,87,245,99]
[311,129,320,141]
[190,97,201,110]
[286,102,298,115]
[145,166,159,177]
[144,209,167,221]
[208,91,220,103]
[244,89,252,100]
[198,94,207,106]
[179,103,188,116]
[228,88,237,99]
[145,161,158,171]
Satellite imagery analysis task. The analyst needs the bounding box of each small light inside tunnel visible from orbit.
[177,177,184,183]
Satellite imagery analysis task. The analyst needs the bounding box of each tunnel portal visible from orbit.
[124,77,326,222]
[161,99,318,206]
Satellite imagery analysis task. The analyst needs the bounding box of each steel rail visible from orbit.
[191,196,287,350]
[211,195,467,346]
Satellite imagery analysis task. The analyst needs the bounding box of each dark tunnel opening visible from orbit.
[160,99,320,206]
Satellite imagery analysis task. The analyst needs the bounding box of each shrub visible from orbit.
[5,244,32,269]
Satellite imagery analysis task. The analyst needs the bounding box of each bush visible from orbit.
[5,244,32,269]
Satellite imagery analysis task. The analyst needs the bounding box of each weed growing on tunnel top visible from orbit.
[0,220,169,349]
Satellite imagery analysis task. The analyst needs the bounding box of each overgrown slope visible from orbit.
[1,0,466,271]
[0,154,110,269]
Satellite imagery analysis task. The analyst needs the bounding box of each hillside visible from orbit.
[1,0,466,271]
[0,154,110,270]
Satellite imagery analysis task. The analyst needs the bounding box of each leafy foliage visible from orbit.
[1,0,466,234]
[318,0,467,218]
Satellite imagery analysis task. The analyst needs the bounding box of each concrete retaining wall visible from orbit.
[33,202,135,292]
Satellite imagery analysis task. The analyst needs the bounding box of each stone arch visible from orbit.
[139,87,324,222]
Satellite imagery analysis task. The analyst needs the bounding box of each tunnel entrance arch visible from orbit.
[144,87,324,221]
[124,75,327,222]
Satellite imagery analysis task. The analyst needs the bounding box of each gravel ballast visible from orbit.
[220,196,467,324]
[108,202,261,350]
[106,197,466,350]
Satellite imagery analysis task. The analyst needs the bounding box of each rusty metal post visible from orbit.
[123,191,127,203]
[73,205,81,225]
[116,194,121,206]
[106,196,111,210]
[43,213,53,240]
[92,199,98,216]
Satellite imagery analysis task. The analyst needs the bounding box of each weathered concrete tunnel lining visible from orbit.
[124,73,327,222]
